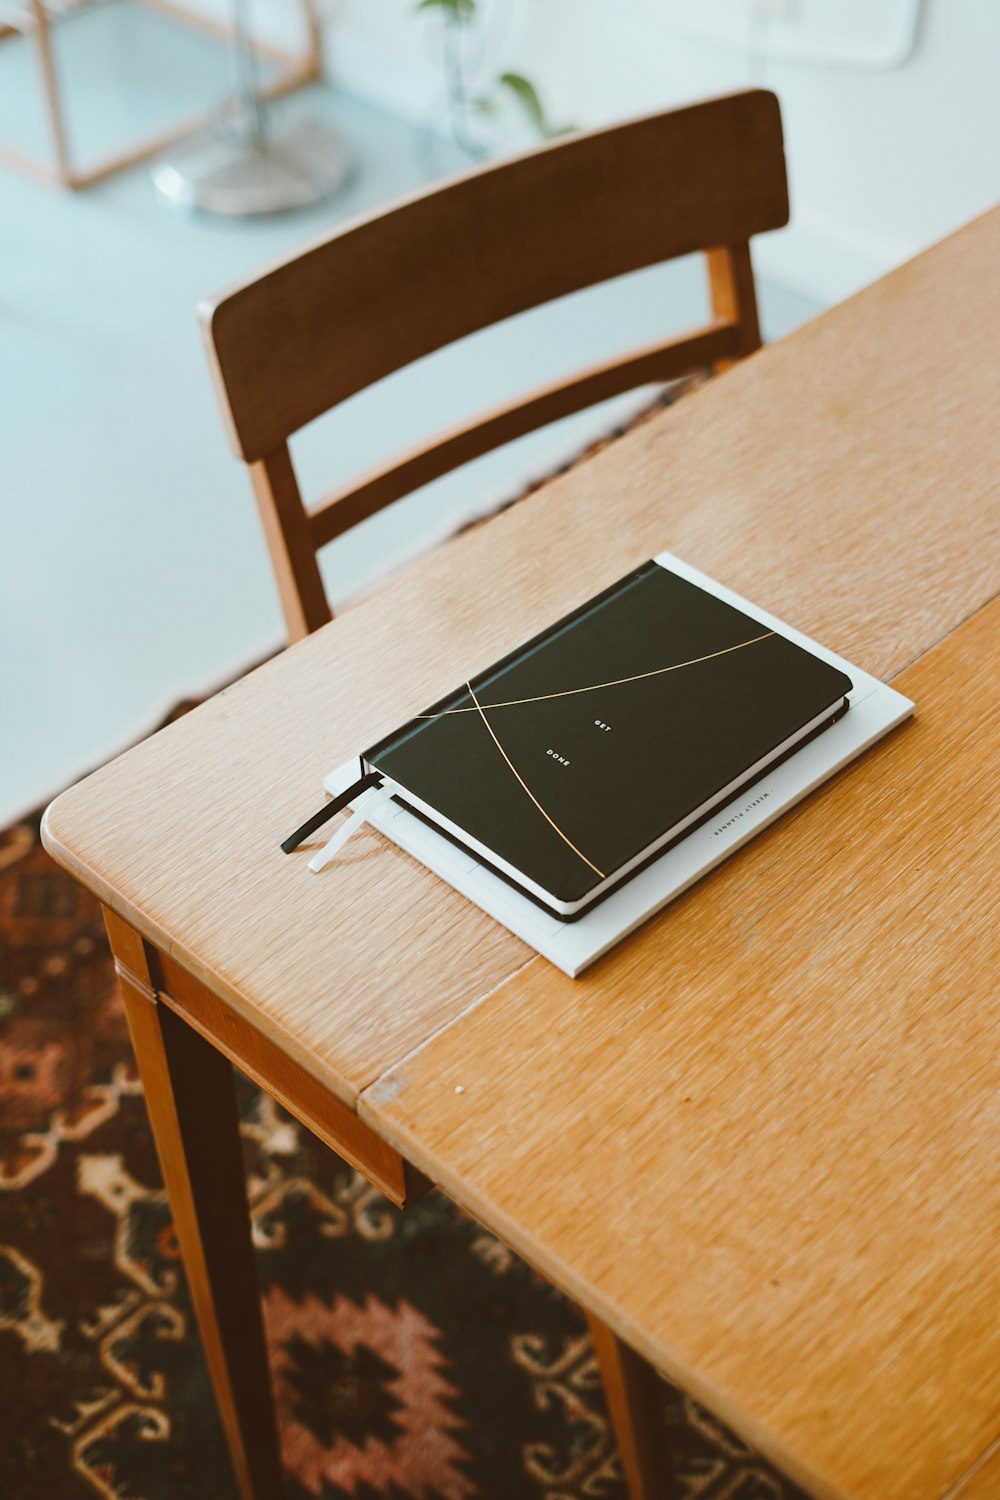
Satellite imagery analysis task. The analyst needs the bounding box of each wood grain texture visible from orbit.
[360,598,1000,1500]
[942,1440,1000,1499]
[151,947,426,1207]
[42,207,1000,1111]
[201,90,787,461]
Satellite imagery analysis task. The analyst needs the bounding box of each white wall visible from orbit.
[325,0,1000,305]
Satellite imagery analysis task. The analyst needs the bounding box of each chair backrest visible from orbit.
[200,89,788,643]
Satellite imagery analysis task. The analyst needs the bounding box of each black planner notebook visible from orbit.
[362,560,853,919]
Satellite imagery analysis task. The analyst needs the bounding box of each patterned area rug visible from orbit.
[0,790,810,1500]
[0,388,808,1500]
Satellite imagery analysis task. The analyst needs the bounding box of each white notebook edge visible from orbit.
[324,554,914,977]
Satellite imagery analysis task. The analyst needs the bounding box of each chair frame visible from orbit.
[202,89,789,644]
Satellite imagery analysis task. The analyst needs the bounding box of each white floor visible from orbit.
[0,3,820,826]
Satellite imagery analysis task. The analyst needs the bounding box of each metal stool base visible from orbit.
[152,116,351,216]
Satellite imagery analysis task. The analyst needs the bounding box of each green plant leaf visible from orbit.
[416,0,476,19]
[498,71,552,137]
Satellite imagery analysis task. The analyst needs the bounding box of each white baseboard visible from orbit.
[753,219,904,306]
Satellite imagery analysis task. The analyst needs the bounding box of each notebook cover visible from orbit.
[363,559,853,906]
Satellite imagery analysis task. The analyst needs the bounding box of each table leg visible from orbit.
[104,910,284,1500]
[587,1310,672,1500]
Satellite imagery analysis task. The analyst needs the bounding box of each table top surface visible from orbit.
[44,207,1000,1500]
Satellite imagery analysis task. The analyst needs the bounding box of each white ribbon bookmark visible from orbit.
[307,784,395,872]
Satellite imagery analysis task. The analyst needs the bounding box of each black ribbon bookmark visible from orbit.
[280,771,384,854]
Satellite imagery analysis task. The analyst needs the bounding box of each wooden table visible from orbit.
[43,208,1000,1500]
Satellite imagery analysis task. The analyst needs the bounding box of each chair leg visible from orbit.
[105,910,285,1500]
[707,242,762,366]
[587,1310,672,1500]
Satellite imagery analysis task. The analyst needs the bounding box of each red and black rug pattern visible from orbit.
[0,802,809,1500]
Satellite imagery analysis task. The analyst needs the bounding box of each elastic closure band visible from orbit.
[280,771,383,853]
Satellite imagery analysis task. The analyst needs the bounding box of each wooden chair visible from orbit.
[199,93,788,1497]
[200,88,789,646]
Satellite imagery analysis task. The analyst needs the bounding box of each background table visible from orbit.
[43,207,1000,1500]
